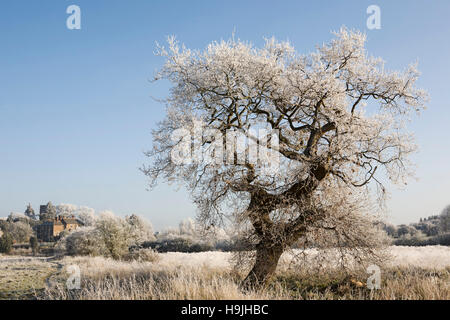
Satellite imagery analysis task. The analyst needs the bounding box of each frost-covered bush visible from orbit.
[214,239,241,252]
[3,221,33,243]
[146,228,238,253]
[0,232,13,254]
[58,210,156,260]
[155,218,233,251]
[7,212,29,223]
[59,227,107,256]
[440,205,450,233]
[379,222,398,238]
[124,248,160,262]
[393,232,450,246]
[432,233,450,246]
[397,224,419,237]
[143,238,197,253]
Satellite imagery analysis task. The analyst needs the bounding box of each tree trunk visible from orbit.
[242,241,284,289]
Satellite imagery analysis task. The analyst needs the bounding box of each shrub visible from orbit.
[393,233,450,246]
[427,233,450,246]
[143,238,193,253]
[3,221,33,243]
[397,225,418,237]
[0,232,13,254]
[29,236,39,256]
[57,211,155,260]
[190,242,214,252]
[124,248,160,262]
[214,240,240,252]
[59,227,107,256]
[142,238,216,253]
[440,205,450,233]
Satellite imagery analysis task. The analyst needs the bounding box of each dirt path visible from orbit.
[0,256,56,264]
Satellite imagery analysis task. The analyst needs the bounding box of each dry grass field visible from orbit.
[1,246,449,300]
[0,256,59,299]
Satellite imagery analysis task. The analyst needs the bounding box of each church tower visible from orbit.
[24,203,36,220]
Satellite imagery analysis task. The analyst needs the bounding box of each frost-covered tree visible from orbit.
[440,205,450,233]
[56,204,78,217]
[94,211,132,260]
[86,212,155,259]
[178,217,197,236]
[143,28,427,287]
[40,202,57,221]
[76,206,97,226]
[4,221,33,243]
[7,212,29,223]
[157,218,230,245]
[126,214,156,243]
[24,204,36,220]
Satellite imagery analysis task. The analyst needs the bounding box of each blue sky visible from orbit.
[0,0,449,230]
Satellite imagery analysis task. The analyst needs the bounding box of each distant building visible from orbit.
[36,215,84,242]
[39,205,48,215]
[24,203,36,220]
[39,202,56,221]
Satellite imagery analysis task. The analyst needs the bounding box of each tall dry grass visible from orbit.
[41,246,450,300]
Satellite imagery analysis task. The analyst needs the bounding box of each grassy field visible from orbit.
[0,246,449,300]
[0,257,60,299]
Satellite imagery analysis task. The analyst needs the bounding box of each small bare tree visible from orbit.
[143,28,427,287]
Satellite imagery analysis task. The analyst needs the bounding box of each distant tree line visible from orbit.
[2,203,449,256]
[379,207,450,246]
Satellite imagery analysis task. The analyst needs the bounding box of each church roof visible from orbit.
[45,216,84,226]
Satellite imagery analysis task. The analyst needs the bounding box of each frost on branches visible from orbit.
[143,28,427,287]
